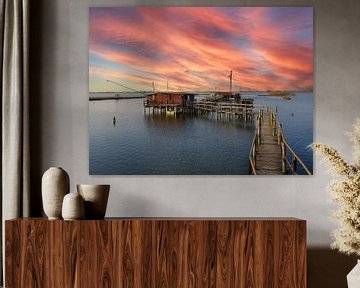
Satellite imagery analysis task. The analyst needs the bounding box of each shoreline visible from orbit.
[89,95,146,101]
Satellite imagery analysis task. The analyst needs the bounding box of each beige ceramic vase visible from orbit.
[347,260,360,288]
[62,192,85,220]
[77,184,110,219]
[42,167,70,219]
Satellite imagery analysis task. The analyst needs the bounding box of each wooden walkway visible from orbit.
[249,111,312,175]
[253,112,282,174]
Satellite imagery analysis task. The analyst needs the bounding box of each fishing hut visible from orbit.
[144,92,196,115]
[213,91,232,101]
[212,92,253,105]
[193,90,255,121]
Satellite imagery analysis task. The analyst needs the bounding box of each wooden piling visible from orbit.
[281,142,286,174]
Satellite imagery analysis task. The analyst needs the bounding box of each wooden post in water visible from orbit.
[293,156,298,173]
[281,141,286,174]
[278,123,282,145]
[272,113,276,136]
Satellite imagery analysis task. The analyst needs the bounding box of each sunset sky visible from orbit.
[89,7,313,92]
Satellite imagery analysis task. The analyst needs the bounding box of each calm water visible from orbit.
[89,92,313,175]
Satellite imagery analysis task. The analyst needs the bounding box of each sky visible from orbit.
[89,7,313,92]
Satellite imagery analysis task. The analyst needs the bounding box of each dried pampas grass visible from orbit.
[312,118,360,256]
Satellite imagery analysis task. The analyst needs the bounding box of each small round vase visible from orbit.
[77,184,110,219]
[62,192,85,220]
[42,167,70,219]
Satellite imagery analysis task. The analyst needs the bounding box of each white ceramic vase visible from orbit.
[62,192,85,220]
[347,260,360,288]
[42,167,70,219]
[77,184,110,219]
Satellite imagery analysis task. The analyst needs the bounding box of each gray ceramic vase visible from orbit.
[42,167,70,219]
[62,192,85,220]
[77,184,110,219]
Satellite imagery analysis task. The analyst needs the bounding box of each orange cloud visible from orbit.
[89,7,313,92]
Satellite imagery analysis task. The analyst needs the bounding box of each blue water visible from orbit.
[89,92,313,175]
[250,92,313,174]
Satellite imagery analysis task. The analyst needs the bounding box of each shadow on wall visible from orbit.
[308,248,357,288]
[29,0,45,216]
[108,192,183,217]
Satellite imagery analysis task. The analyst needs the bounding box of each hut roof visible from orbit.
[146,92,197,97]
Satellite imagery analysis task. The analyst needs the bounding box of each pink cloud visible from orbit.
[89,7,313,92]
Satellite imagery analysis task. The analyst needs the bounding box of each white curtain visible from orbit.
[0,0,30,284]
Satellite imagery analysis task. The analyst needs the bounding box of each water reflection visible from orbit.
[143,113,256,131]
[89,93,313,175]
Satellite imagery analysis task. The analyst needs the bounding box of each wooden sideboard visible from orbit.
[5,218,306,287]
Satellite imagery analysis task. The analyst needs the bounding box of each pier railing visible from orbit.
[193,100,271,114]
[277,122,312,175]
[249,111,312,175]
[248,126,259,175]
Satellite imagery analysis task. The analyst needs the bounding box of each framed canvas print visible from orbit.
[89,7,313,175]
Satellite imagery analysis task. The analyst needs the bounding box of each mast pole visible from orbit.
[229,71,233,95]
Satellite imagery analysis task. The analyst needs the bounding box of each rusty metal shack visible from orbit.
[144,92,196,114]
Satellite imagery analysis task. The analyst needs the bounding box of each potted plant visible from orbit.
[312,118,360,287]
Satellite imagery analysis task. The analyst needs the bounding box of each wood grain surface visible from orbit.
[6,218,306,287]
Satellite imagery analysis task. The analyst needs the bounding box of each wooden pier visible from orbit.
[193,101,269,121]
[143,93,311,175]
[249,111,312,175]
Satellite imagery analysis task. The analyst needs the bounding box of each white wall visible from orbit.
[30,0,360,249]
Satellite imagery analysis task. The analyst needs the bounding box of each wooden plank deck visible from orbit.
[255,112,282,175]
